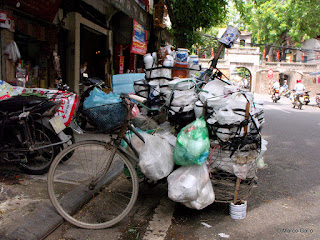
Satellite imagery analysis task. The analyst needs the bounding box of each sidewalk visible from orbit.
[0,131,109,240]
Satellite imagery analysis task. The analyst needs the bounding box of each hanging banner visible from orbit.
[130,20,147,55]
[119,56,125,74]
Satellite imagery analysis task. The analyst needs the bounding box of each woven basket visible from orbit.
[84,102,127,132]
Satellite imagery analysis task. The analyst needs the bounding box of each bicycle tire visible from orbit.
[19,125,59,175]
[47,140,139,229]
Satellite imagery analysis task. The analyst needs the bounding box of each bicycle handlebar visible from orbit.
[128,94,147,103]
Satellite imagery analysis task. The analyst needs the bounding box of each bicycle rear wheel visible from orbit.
[47,140,139,229]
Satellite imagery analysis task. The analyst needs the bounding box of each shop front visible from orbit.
[1,0,61,88]
[109,0,149,75]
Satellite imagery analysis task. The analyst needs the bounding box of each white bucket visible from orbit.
[229,200,247,220]
[194,100,204,118]
[218,25,241,48]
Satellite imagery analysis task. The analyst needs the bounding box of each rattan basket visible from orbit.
[84,102,128,132]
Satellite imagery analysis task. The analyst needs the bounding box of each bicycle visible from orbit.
[47,94,148,229]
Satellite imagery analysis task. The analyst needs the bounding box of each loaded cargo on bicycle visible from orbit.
[47,26,268,229]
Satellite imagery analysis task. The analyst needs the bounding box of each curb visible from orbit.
[2,165,123,240]
[1,202,63,240]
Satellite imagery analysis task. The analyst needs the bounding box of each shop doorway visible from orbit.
[80,25,106,80]
[14,31,49,88]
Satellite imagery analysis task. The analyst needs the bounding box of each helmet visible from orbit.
[296,79,301,83]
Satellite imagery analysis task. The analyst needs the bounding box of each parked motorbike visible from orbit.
[292,91,304,110]
[76,74,106,130]
[316,93,320,108]
[0,94,73,174]
[303,91,310,105]
[272,89,281,103]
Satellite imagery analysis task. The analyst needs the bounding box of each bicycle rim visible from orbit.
[20,127,57,175]
[47,140,139,229]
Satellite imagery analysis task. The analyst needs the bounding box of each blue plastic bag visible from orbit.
[83,88,121,110]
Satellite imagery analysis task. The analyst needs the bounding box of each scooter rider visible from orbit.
[294,79,305,94]
[271,79,280,93]
[282,80,288,91]
[293,79,305,102]
[280,80,289,96]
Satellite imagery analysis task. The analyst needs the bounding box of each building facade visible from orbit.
[0,0,152,94]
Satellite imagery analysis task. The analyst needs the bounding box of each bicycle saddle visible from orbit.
[0,95,48,113]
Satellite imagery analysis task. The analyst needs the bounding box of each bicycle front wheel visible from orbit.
[47,140,139,229]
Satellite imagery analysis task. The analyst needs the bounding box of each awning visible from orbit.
[310,71,320,76]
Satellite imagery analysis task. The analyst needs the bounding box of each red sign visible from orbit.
[119,56,125,74]
[130,20,147,55]
[268,69,274,79]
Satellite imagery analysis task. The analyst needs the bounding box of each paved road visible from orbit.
[44,95,320,240]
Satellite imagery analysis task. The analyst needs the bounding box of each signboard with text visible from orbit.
[119,56,125,74]
[268,69,274,79]
[130,20,147,55]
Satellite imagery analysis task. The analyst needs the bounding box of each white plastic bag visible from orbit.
[167,163,210,203]
[199,79,228,101]
[183,179,215,210]
[233,164,249,180]
[216,106,244,125]
[4,41,21,62]
[139,133,174,181]
[168,78,195,90]
[171,89,197,107]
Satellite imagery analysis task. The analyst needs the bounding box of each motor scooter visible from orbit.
[316,93,320,108]
[0,94,73,174]
[272,89,280,103]
[75,74,107,130]
[303,91,310,105]
[292,90,304,110]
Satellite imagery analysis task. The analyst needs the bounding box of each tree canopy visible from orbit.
[234,0,320,46]
[165,0,228,48]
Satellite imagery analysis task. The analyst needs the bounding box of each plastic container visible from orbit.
[162,56,173,79]
[229,200,247,220]
[188,55,200,78]
[144,53,154,69]
[194,101,204,118]
[218,25,241,48]
[176,48,189,64]
[172,62,189,78]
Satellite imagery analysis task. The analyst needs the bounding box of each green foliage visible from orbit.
[166,0,228,48]
[234,0,320,46]
[193,27,219,58]
[236,67,250,79]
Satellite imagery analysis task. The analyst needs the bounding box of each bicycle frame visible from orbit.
[87,96,145,189]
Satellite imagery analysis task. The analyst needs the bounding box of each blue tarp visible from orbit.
[112,73,145,94]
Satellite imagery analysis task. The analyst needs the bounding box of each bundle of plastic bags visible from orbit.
[167,163,215,210]
[174,117,210,166]
[139,133,174,181]
[83,87,121,110]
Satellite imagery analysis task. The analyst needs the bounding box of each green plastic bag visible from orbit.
[174,117,210,166]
